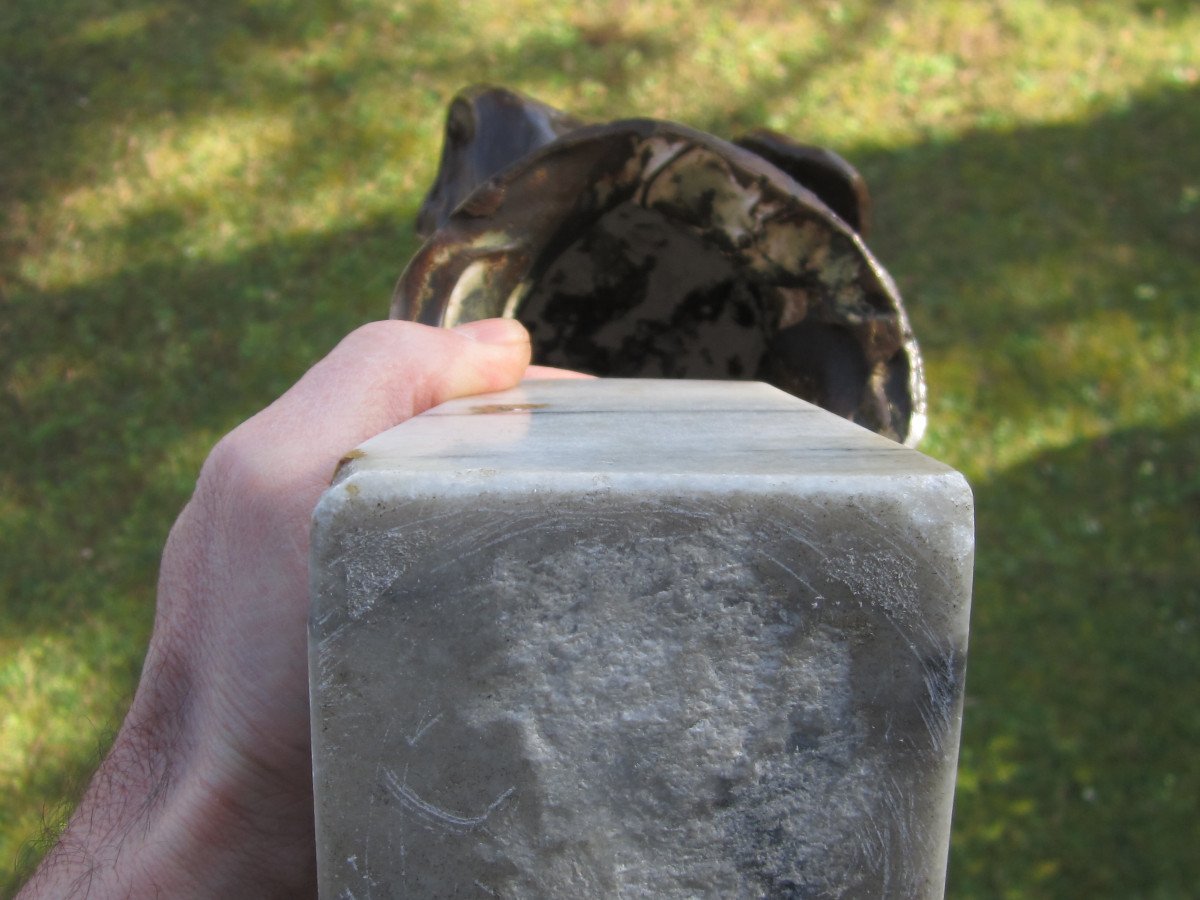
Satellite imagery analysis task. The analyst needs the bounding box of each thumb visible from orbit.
[204,319,532,507]
[270,317,530,456]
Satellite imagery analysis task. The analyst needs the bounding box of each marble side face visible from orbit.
[309,379,974,899]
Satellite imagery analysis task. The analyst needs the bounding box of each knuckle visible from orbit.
[198,425,270,505]
[339,319,424,357]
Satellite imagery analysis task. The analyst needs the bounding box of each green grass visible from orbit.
[2,0,1197,895]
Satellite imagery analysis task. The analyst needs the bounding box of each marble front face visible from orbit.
[310,380,974,898]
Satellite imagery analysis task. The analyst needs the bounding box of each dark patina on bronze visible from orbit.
[392,85,926,445]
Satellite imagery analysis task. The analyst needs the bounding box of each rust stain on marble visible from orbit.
[332,448,368,482]
[469,402,549,414]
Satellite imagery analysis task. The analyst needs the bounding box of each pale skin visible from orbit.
[20,318,585,898]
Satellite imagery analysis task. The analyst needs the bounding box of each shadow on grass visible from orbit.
[0,0,361,205]
[1104,0,1199,19]
[855,83,1200,348]
[951,416,1200,896]
[686,0,904,134]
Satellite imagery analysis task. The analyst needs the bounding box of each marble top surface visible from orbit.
[336,380,955,487]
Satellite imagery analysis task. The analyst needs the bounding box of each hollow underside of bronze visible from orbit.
[392,85,927,446]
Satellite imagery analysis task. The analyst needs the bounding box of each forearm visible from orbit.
[21,656,199,895]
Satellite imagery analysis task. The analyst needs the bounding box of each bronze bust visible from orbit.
[393,85,926,446]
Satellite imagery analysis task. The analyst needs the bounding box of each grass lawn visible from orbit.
[2,0,1198,895]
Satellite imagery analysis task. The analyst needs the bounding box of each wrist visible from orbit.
[143,742,315,897]
[18,692,201,897]
[21,654,315,898]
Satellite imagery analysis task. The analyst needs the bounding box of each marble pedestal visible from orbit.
[309,379,974,898]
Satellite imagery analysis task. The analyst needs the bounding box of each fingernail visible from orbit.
[451,318,530,345]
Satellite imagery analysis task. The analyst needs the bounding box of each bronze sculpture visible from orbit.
[392,85,926,446]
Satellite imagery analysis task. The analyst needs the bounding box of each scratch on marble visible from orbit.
[917,649,957,751]
[774,520,824,556]
[755,548,819,596]
[405,712,443,747]
[318,623,352,689]
[427,516,557,574]
[383,769,515,835]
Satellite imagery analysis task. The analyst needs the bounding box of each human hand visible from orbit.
[22,319,582,898]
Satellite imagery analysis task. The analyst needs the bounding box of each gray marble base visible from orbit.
[309,379,974,898]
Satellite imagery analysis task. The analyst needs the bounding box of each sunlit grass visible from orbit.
[3,0,1198,895]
